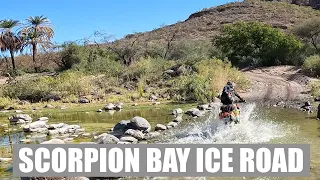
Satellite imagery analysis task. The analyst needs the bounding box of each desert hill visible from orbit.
[111,0,320,46]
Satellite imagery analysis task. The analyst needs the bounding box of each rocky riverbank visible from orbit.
[0,100,222,180]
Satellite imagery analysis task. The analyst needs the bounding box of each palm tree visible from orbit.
[0,19,24,71]
[20,15,54,72]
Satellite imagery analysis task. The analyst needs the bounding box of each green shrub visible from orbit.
[292,17,320,52]
[2,71,93,102]
[54,71,93,97]
[121,57,175,82]
[145,39,224,62]
[170,58,249,103]
[3,77,53,102]
[302,55,320,77]
[57,42,83,71]
[309,81,320,97]
[214,21,303,67]
[0,97,13,110]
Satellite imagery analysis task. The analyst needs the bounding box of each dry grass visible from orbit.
[113,0,320,48]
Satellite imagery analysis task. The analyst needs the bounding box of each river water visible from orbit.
[0,103,319,180]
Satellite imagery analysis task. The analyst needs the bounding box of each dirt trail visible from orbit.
[239,66,316,104]
[0,66,317,105]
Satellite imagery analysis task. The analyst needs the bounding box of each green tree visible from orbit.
[20,16,54,72]
[0,19,24,71]
[213,21,303,67]
[292,18,320,51]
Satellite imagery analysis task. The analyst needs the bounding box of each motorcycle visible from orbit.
[219,100,246,125]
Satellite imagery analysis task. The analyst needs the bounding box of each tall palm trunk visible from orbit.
[32,42,38,72]
[9,50,16,71]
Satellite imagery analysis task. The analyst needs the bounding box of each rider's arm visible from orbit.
[234,91,243,101]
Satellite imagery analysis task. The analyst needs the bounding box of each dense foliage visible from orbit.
[292,17,320,53]
[214,21,303,67]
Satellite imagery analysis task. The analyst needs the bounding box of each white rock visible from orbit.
[0,158,12,162]
[37,117,49,122]
[41,139,65,144]
[63,138,74,142]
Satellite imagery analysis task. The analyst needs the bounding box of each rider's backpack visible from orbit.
[222,85,234,102]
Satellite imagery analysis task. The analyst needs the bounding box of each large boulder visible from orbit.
[163,69,176,76]
[209,102,220,110]
[48,123,67,130]
[114,104,122,111]
[36,117,49,122]
[69,125,81,130]
[114,102,123,111]
[48,130,59,136]
[173,116,183,123]
[172,108,184,115]
[167,122,178,128]
[23,121,47,132]
[149,95,158,101]
[0,158,12,163]
[104,103,116,110]
[130,116,151,132]
[8,114,32,124]
[112,120,134,135]
[58,127,69,134]
[78,97,90,103]
[97,133,119,144]
[124,129,144,140]
[197,104,210,110]
[300,101,313,112]
[30,128,48,134]
[29,121,47,129]
[120,136,138,144]
[185,108,205,117]
[144,131,161,140]
[155,124,167,131]
[75,128,85,134]
[44,104,54,109]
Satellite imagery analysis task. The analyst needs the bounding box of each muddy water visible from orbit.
[0,103,320,180]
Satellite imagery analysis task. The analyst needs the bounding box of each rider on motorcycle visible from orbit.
[219,81,245,124]
[221,81,244,105]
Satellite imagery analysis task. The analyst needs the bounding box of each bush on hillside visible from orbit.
[55,42,122,77]
[169,58,249,103]
[292,17,320,52]
[2,71,93,102]
[55,42,83,71]
[302,55,320,77]
[121,57,175,83]
[145,39,224,62]
[0,97,13,110]
[214,21,303,67]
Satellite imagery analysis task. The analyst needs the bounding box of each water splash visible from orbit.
[159,103,295,144]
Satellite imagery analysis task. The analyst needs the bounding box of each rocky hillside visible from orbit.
[263,0,320,9]
[111,0,320,46]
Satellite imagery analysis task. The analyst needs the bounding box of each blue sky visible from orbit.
[1,0,238,45]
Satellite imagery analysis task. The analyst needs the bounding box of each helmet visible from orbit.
[227,81,235,88]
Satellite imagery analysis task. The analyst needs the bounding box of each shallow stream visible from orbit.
[0,103,319,180]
